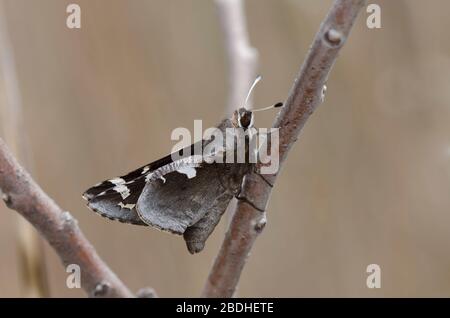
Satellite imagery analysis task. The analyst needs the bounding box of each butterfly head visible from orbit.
[231,75,283,130]
[232,107,254,129]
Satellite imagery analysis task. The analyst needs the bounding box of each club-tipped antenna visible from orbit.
[252,102,284,112]
[244,75,262,109]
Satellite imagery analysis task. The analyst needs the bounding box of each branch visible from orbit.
[215,0,258,115]
[0,3,49,297]
[0,138,134,297]
[203,0,367,297]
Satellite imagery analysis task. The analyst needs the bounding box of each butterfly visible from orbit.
[82,76,282,253]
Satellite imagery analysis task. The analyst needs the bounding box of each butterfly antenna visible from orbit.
[252,102,284,112]
[244,75,262,109]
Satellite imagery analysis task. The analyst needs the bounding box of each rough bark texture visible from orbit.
[203,0,367,298]
[0,138,133,297]
[0,2,49,297]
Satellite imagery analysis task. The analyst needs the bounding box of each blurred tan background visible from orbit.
[1,0,450,297]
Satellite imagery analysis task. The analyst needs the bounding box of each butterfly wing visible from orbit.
[137,161,251,253]
[84,176,149,225]
[82,142,201,225]
[82,118,252,253]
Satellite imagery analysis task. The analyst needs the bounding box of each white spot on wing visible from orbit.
[145,155,203,183]
[110,178,126,185]
[118,202,136,210]
[141,166,150,174]
[113,184,130,200]
[177,166,197,179]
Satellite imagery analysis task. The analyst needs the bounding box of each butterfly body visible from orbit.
[83,115,254,253]
[83,75,282,254]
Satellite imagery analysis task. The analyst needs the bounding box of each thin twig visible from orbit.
[215,0,258,116]
[0,3,49,297]
[203,0,367,297]
[0,138,134,297]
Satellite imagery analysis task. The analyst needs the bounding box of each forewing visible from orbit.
[82,142,201,225]
[82,143,199,200]
[86,178,147,225]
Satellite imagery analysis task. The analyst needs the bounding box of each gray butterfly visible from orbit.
[82,76,282,253]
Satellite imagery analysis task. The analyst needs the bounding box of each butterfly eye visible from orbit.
[238,110,253,129]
